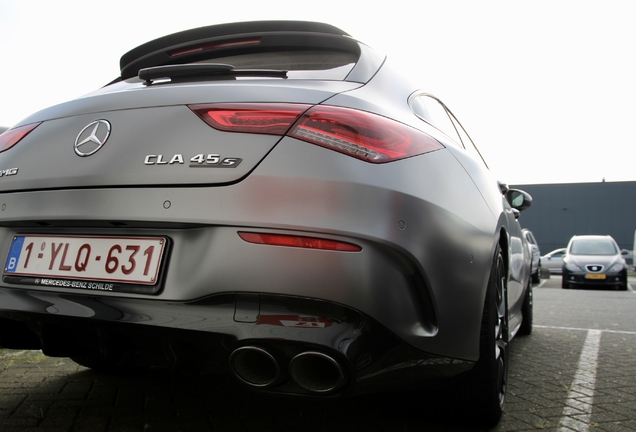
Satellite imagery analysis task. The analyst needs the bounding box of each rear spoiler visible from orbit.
[119,21,357,81]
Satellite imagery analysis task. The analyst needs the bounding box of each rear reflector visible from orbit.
[189,103,443,163]
[0,122,42,153]
[238,232,361,252]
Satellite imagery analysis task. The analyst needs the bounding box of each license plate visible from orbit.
[585,273,606,280]
[4,235,166,285]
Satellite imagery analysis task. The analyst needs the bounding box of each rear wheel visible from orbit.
[518,280,533,336]
[465,245,508,427]
[531,265,541,284]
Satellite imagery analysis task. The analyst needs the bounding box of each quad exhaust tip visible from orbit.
[289,351,345,393]
[229,346,281,388]
[229,346,346,393]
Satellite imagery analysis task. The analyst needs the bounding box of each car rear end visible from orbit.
[0,21,495,397]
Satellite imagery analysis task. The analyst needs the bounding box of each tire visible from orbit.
[561,274,569,289]
[465,245,508,427]
[531,266,540,284]
[518,280,533,336]
[531,272,539,284]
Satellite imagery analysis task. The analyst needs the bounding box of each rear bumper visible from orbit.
[562,269,627,287]
[0,145,498,362]
[0,289,472,396]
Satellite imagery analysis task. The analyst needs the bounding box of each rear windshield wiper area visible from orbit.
[138,63,288,85]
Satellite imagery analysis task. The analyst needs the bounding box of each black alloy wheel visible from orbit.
[465,244,509,427]
[518,279,533,336]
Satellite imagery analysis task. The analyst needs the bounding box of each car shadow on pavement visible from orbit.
[0,350,488,432]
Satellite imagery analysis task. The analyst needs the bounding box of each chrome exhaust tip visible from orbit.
[289,351,346,393]
[229,346,281,388]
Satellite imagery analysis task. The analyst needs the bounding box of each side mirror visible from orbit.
[506,189,532,211]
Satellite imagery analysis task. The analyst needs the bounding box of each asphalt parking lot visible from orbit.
[0,276,634,432]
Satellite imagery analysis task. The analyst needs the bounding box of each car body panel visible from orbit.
[0,144,501,360]
[522,229,541,281]
[0,21,532,407]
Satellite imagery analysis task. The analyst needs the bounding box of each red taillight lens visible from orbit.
[190,104,310,135]
[238,232,361,252]
[289,106,444,163]
[190,103,443,163]
[0,122,42,153]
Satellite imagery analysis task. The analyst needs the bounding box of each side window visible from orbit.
[410,94,461,144]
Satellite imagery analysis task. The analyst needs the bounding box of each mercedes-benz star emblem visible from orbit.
[74,120,111,157]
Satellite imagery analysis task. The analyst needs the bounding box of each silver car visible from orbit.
[562,235,628,290]
[0,21,532,426]
[540,248,566,274]
[522,229,541,283]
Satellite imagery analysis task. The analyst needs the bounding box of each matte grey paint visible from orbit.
[0,27,531,368]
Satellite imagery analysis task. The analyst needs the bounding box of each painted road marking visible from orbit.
[556,329,602,432]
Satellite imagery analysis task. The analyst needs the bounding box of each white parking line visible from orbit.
[556,329,602,432]
[535,325,636,335]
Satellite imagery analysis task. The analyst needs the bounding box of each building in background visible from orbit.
[511,181,635,266]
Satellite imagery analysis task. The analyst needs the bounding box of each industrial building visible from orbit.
[511,181,635,265]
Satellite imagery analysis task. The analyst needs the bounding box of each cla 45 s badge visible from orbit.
[144,153,242,168]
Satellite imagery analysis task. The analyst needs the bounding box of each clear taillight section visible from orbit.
[189,103,443,163]
[0,122,42,153]
[289,106,443,163]
[238,232,361,252]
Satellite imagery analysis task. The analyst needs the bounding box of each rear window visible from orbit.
[198,50,357,80]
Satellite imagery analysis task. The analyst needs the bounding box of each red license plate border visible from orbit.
[2,234,172,295]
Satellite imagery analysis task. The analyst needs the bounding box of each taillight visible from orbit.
[238,232,361,252]
[289,106,444,163]
[189,104,443,163]
[0,122,42,153]
[190,104,310,135]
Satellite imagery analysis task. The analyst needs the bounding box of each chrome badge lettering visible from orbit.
[144,154,242,168]
[0,168,18,177]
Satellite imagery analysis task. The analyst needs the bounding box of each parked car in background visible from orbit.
[540,248,566,274]
[562,235,628,290]
[522,229,541,283]
[0,21,533,427]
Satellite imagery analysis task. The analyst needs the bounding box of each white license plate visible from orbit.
[4,235,166,285]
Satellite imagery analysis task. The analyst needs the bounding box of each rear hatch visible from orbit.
[0,21,381,192]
